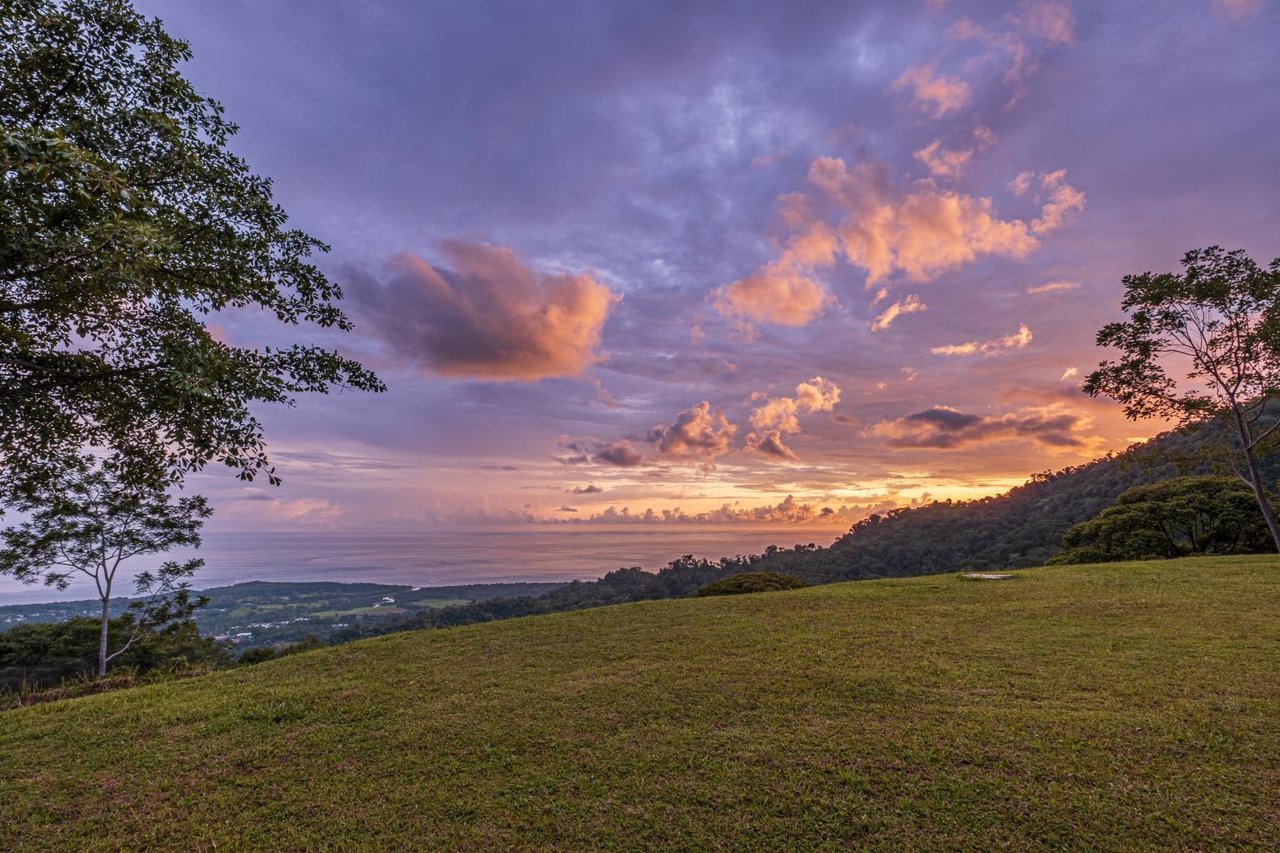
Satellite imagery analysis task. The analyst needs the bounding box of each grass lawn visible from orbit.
[4,556,1280,849]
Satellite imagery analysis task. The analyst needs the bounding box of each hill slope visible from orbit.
[4,556,1280,849]
[760,423,1280,580]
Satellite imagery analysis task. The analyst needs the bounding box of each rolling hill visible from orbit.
[759,420,1280,581]
[4,556,1279,849]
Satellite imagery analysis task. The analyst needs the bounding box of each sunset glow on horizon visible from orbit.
[140,0,1277,533]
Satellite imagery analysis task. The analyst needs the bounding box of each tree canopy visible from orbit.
[1084,246,1280,551]
[0,0,382,486]
[1047,477,1275,565]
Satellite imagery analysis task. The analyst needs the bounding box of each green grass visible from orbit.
[4,556,1280,850]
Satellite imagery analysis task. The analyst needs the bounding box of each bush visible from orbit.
[696,572,808,597]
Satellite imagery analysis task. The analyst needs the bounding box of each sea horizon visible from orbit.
[0,525,849,606]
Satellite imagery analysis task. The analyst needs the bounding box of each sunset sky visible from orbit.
[139,0,1278,532]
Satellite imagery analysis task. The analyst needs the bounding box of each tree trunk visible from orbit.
[97,596,110,679]
[1242,443,1280,554]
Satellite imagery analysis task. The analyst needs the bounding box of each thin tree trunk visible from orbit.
[1242,443,1280,553]
[97,596,110,679]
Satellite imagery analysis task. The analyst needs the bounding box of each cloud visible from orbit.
[869,294,927,331]
[745,376,841,462]
[745,430,800,461]
[1060,367,1078,381]
[809,157,1075,283]
[595,441,645,467]
[712,261,834,326]
[931,323,1033,356]
[569,484,604,494]
[557,403,738,470]
[1026,280,1079,294]
[557,505,578,512]
[914,126,997,179]
[949,2,1075,99]
[555,437,645,467]
[1215,0,1263,20]
[650,401,737,464]
[351,240,618,381]
[712,217,838,326]
[718,157,1084,324]
[227,493,345,526]
[1031,170,1087,234]
[793,376,842,413]
[891,63,972,117]
[872,405,1089,449]
[1014,1,1076,45]
[566,495,889,526]
[914,140,973,179]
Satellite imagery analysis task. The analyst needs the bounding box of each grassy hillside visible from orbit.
[5,557,1280,849]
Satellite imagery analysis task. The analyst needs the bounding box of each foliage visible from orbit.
[695,571,807,596]
[0,0,382,487]
[1084,246,1280,550]
[3,557,1280,848]
[1048,477,1275,564]
[0,453,211,676]
[0,612,230,694]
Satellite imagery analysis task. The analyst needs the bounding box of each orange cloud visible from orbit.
[869,294,927,331]
[571,495,884,526]
[352,241,618,381]
[1031,170,1087,234]
[808,158,1075,284]
[712,221,838,326]
[914,140,973,179]
[651,402,737,465]
[718,157,1084,325]
[746,377,841,462]
[931,322,1033,356]
[891,63,972,117]
[914,126,996,179]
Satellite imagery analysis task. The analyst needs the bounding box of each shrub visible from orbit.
[696,572,808,597]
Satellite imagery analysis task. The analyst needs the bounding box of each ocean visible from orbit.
[0,526,845,604]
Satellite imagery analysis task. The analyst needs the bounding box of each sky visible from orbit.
[135,0,1279,533]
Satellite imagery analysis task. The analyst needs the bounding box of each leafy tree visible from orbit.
[0,0,383,488]
[0,612,230,694]
[1084,247,1280,552]
[0,454,211,677]
[1047,477,1274,565]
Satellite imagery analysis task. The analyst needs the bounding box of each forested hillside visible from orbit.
[761,420,1280,580]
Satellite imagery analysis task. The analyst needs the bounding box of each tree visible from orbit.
[1047,477,1274,565]
[0,612,231,695]
[0,454,212,677]
[1084,247,1280,552]
[0,0,383,489]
